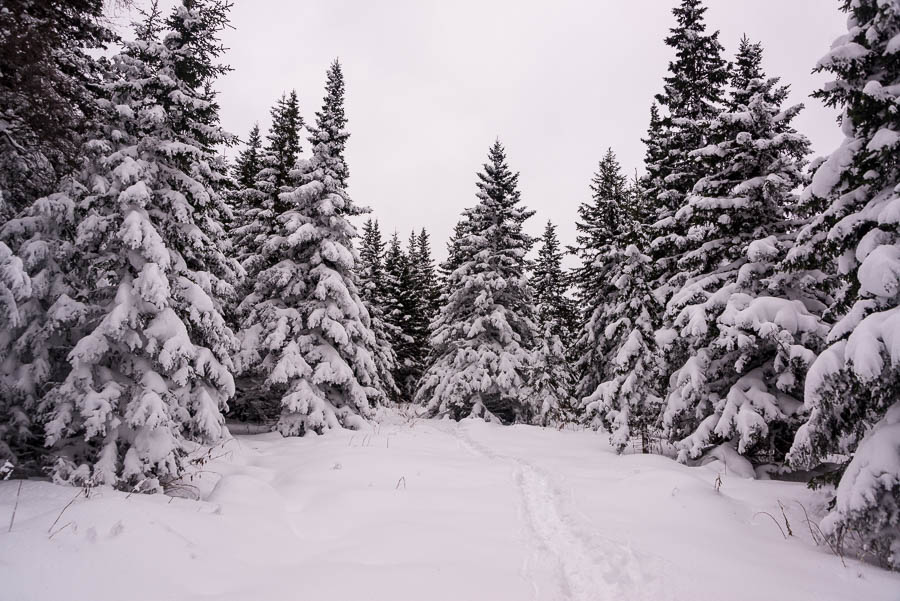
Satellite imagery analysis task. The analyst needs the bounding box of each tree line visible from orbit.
[0,0,897,570]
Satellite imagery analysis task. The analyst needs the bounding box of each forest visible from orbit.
[1,0,899,595]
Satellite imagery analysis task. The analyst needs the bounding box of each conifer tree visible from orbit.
[786,0,900,569]
[570,149,633,402]
[24,0,240,490]
[533,221,576,345]
[648,0,729,295]
[415,229,442,327]
[238,59,382,436]
[583,244,663,453]
[659,39,824,465]
[232,92,304,279]
[531,221,575,422]
[416,141,545,423]
[383,231,418,398]
[0,0,115,220]
[233,123,263,190]
[356,218,400,403]
[229,122,266,269]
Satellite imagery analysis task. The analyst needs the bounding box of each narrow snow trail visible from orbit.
[2,410,900,601]
[445,422,649,601]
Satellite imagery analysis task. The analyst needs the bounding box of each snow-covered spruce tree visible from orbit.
[533,220,577,346]
[355,218,400,403]
[239,60,382,436]
[531,221,575,423]
[570,149,632,402]
[36,0,240,490]
[785,0,900,570]
[414,229,442,332]
[660,39,826,466]
[0,181,88,472]
[583,242,663,453]
[383,231,418,398]
[227,122,264,255]
[231,92,303,280]
[233,123,263,191]
[416,140,545,423]
[0,0,114,221]
[648,0,729,298]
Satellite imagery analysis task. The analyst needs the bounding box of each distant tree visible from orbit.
[417,141,546,423]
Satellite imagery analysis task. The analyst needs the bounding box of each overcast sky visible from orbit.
[124,1,848,262]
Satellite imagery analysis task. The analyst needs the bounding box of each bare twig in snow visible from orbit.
[7,481,22,533]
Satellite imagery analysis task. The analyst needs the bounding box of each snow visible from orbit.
[2,409,898,601]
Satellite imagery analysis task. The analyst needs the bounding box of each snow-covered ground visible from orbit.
[2,410,898,601]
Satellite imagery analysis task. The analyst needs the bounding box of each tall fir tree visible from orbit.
[658,39,824,466]
[648,0,729,296]
[533,221,576,345]
[233,122,263,190]
[232,92,304,279]
[355,218,400,403]
[236,60,383,436]
[0,0,115,221]
[0,1,116,470]
[382,231,418,398]
[415,229,442,329]
[570,149,633,402]
[531,221,575,422]
[583,243,663,453]
[20,0,241,490]
[416,141,546,423]
[786,0,900,570]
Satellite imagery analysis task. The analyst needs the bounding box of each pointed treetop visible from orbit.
[656,0,729,121]
[729,35,766,108]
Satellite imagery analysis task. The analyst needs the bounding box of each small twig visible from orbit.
[48,521,73,540]
[794,501,821,545]
[778,501,793,537]
[395,476,406,490]
[754,511,787,539]
[47,490,82,534]
[7,481,22,533]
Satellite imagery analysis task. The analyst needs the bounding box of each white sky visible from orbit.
[122,1,848,262]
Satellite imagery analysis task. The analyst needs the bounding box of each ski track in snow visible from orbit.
[445,423,645,601]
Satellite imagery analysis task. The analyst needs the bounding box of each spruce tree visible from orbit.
[28,0,240,490]
[232,92,304,279]
[786,0,900,569]
[660,39,823,465]
[583,244,663,453]
[356,218,400,403]
[531,221,575,422]
[570,149,633,402]
[233,123,263,190]
[383,231,418,398]
[416,141,545,423]
[0,0,115,220]
[534,221,576,345]
[238,60,382,436]
[229,122,267,270]
[648,0,729,296]
[415,229,442,328]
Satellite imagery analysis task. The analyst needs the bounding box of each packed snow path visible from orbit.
[2,411,899,601]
